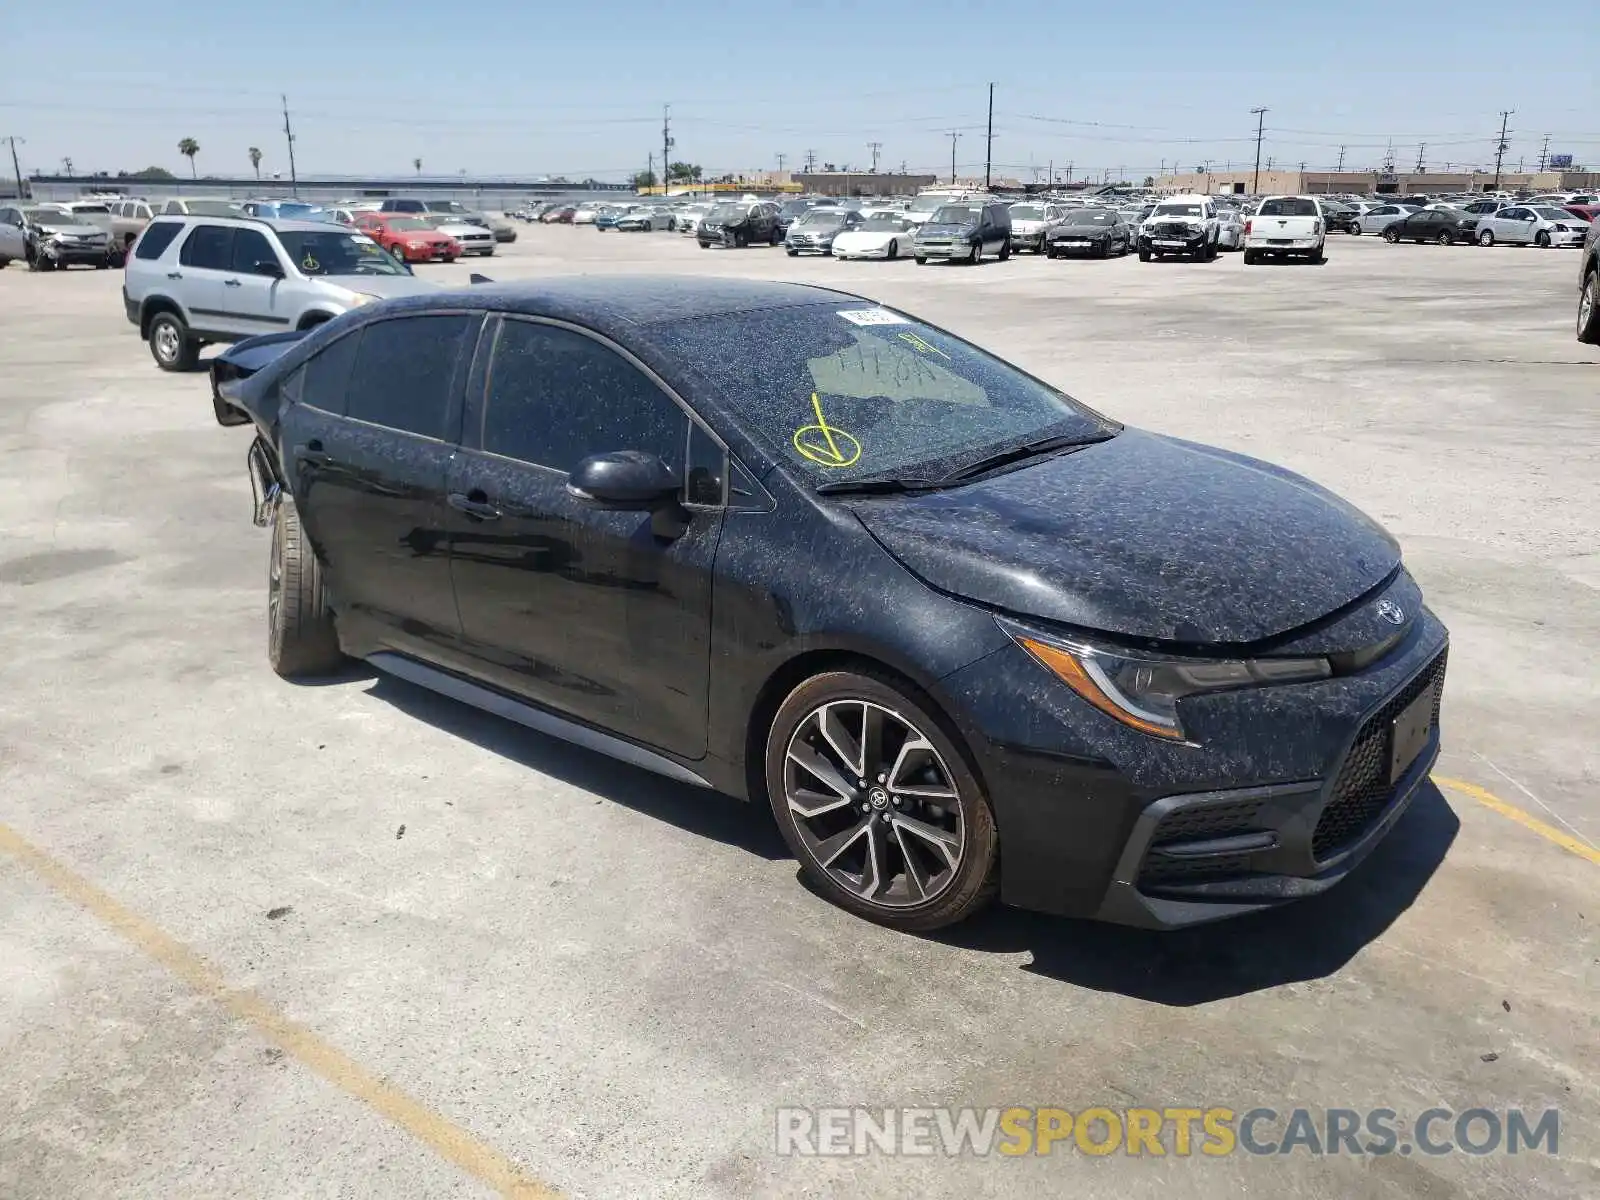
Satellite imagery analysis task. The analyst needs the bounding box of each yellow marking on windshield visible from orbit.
[301,255,320,272]
[793,392,862,468]
[896,331,950,360]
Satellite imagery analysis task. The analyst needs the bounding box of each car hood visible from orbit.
[1057,222,1114,235]
[37,222,103,236]
[849,429,1400,646]
[400,230,451,241]
[322,274,440,298]
[916,221,976,238]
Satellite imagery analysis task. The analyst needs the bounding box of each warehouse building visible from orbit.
[792,171,938,197]
[1155,168,1598,196]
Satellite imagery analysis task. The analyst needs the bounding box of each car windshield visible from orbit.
[1009,205,1046,219]
[1071,209,1117,224]
[1532,207,1571,221]
[185,200,243,216]
[931,205,980,224]
[384,218,432,232]
[416,214,461,226]
[276,230,409,276]
[425,202,470,213]
[858,217,907,231]
[1152,203,1202,217]
[268,203,322,219]
[780,200,812,215]
[69,204,110,214]
[796,210,844,227]
[649,305,1114,486]
[27,209,86,224]
[909,195,953,213]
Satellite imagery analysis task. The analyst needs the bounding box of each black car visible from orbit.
[1045,208,1133,258]
[698,202,781,248]
[212,278,1449,933]
[1382,207,1476,245]
[775,198,815,236]
[1316,199,1360,234]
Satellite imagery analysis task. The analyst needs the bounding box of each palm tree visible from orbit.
[413,157,422,176]
[248,146,262,179]
[178,138,200,178]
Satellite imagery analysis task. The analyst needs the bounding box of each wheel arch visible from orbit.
[139,295,188,339]
[296,310,337,331]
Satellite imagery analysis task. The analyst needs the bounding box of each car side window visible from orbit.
[301,330,363,415]
[345,314,473,440]
[482,319,688,476]
[135,220,185,261]
[231,228,277,274]
[180,224,235,269]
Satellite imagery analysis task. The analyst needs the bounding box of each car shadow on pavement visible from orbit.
[928,782,1459,1006]
[363,673,789,861]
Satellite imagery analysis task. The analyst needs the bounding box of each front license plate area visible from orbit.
[1389,686,1436,783]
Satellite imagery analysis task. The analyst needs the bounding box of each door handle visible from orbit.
[300,438,332,466]
[448,492,501,521]
[166,271,182,279]
[224,278,241,287]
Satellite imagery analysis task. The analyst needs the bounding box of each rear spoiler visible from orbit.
[210,329,310,427]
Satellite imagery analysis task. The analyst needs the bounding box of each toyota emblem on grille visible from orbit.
[1376,599,1406,625]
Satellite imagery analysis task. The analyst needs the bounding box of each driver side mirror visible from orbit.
[567,451,680,510]
[252,260,285,279]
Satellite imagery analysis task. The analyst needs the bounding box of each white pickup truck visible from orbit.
[1243,196,1327,265]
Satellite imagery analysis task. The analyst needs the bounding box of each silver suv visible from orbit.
[123,215,437,371]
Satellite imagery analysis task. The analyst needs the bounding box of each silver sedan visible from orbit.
[1473,205,1589,248]
[1351,203,1420,236]
[1214,209,1246,250]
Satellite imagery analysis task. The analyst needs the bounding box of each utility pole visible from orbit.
[61,156,73,178]
[1415,143,1426,173]
[1250,106,1267,194]
[1537,134,1550,173]
[804,148,816,173]
[281,95,299,197]
[776,152,786,174]
[647,151,654,188]
[3,135,26,201]
[867,141,881,173]
[1336,145,1346,171]
[1065,161,1073,184]
[1382,139,1395,174]
[984,82,995,190]
[1492,110,1513,189]
[947,131,960,184]
[662,105,673,193]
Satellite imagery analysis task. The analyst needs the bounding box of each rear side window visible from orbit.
[301,331,362,415]
[344,314,473,439]
[179,224,234,269]
[135,220,185,260]
[1258,198,1319,217]
[482,320,687,473]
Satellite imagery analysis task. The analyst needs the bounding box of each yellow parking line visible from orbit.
[0,822,559,1200]
[1433,775,1600,867]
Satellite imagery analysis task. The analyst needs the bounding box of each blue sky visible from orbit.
[3,2,1595,183]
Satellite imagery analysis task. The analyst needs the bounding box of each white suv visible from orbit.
[122,215,437,371]
[1137,194,1221,261]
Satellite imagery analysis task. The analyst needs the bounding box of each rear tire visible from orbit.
[764,670,999,932]
[997,238,1010,262]
[267,497,345,679]
[1436,230,1453,246]
[1383,227,1401,243]
[1307,246,1326,264]
[1137,247,1150,262]
[1478,230,1494,247]
[1243,249,1259,265]
[147,311,199,372]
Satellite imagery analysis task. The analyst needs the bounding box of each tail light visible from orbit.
[1312,219,1321,235]
[1244,219,1252,235]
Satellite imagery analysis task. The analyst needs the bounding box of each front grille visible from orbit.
[1140,854,1258,887]
[1312,651,1447,860]
[1153,222,1193,238]
[1136,798,1268,888]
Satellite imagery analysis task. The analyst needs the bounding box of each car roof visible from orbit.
[378,276,867,331]
[154,214,339,234]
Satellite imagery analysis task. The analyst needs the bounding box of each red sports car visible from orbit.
[353,213,462,263]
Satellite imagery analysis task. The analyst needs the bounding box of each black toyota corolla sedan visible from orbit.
[211,277,1447,932]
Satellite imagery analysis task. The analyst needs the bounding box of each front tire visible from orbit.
[1383,227,1401,243]
[267,497,345,679]
[1478,230,1494,247]
[1535,231,1551,248]
[1138,246,1151,261]
[1578,270,1600,344]
[786,248,798,257]
[1436,231,1453,246]
[914,255,927,265]
[968,241,981,265]
[997,238,1010,262]
[765,671,998,932]
[886,239,898,260]
[147,311,199,372]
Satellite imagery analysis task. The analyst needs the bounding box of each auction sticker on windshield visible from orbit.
[836,309,909,327]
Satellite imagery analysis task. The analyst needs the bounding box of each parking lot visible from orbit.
[1,227,1596,1198]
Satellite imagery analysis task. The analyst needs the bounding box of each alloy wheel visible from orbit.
[267,510,284,640]
[153,322,180,365]
[783,699,965,909]
[1579,275,1596,338]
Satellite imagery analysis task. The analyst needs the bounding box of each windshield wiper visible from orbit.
[814,475,944,496]
[936,431,1114,485]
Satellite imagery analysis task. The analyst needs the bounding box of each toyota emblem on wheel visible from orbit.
[1376,599,1406,625]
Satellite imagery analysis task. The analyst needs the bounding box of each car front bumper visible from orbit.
[1011,229,1048,249]
[1048,236,1111,255]
[936,587,1450,928]
[1140,231,1208,252]
[38,238,110,262]
[1547,230,1587,247]
[785,238,834,254]
[913,240,975,260]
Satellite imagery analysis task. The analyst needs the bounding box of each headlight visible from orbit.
[345,292,378,307]
[1001,620,1330,740]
